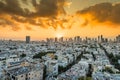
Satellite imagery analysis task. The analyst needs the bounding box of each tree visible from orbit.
[78,76,84,80]
[43,66,46,80]
[111,57,118,62]
[54,55,58,60]
[33,52,47,59]
[33,52,56,59]
[103,67,114,73]
[108,53,114,58]
[20,53,26,58]
[86,77,92,80]
[58,66,64,73]
[87,64,93,77]
[91,52,96,61]
[116,55,120,59]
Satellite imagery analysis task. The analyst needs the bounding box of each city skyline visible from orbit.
[0,35,119,42]
[0,0,120,40]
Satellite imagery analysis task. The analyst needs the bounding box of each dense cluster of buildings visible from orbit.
[46,35,120,44]
[0,35,120,80]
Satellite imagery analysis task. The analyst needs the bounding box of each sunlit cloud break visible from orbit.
[0,0,120,32]
[0,0,74,30]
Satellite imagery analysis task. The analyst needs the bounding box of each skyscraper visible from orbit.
[59,37,63,42]
[98,35,104,43]
[26,36,30,43]
[74,36,81,42]
[55,37,58,42]
[116,35,120,43]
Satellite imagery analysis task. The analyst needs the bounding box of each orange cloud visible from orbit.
[0,0,73,31]
[1,1,120,32]
[76,2,120,27]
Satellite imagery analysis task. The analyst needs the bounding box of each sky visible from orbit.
[0,0,120,40]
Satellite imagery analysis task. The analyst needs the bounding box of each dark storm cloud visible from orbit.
[32,0,37,7]
[0,0,69,30]
[21,0,28,5]
[0,0,67,17]
[77,2,120,24]
[0,0,25,16]
[32,0,66,18]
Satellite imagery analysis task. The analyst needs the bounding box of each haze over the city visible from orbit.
[0,0,120,40]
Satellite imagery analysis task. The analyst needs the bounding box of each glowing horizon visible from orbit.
[0,0,120,40]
